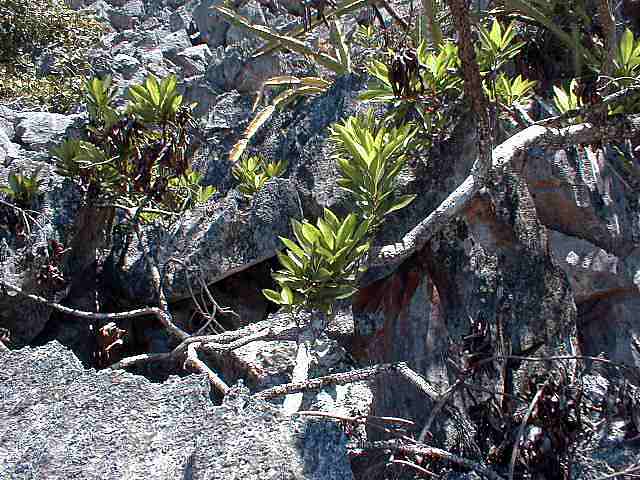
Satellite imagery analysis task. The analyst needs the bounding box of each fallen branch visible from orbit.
[183,342,229,395]
[0,279,188,342]
[359,439,506,480]
[594,463,640,480]
[389,458,436,477]
[254,362,439,401]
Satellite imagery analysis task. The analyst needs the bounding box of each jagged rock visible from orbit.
[0,341,354,479]
[107,178,303,303]
[169,7,192,31]
[159,29,192,62]
[13,112,82,151]
[206,41,281,93]
[173,44,213,76]
[0,129,20,165]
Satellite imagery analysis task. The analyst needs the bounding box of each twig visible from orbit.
[593,463,640,480]
[418,378,464,442]
[183,342,229,395]
[508,381,547,480]
[0,279,188,342]
[254,362,439,401]
[389,458,437,477]
[296,410,416,428]
[360,440,506,480]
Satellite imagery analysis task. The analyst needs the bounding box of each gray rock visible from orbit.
[0,129,20,165]
[112,53,142,79]
[0,341,354,480]
[169,7,192,32]
[206,41,281,93]
[173,44,212,76]
[108,178,303,303]
[159,29,192,62]
[13,112,82,152]
[192,0,230,48]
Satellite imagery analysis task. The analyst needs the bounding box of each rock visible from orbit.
[159,29,192,62]
[107,178,303,303]
[173,44,212,76]
[206,41,281,93]
[112,53,142,79]
[169,7,192,32]
[0,341,354,480]
[0,129,20,165]
[107,0,145,31]
[192,0,231,48]
[13,112,82,151]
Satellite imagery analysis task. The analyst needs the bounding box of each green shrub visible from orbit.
[0,0,107,112]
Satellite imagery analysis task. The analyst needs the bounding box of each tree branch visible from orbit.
[0,279,188,342]
[358,439,506,480]
[370,113,640,267]
[254,362,439,401]
[183,341,229,395]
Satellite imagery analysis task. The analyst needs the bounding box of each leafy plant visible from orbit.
[1,168,43,208]
[263,208,370,315]
[485,74,537,107]
[330,110,417,232]
[52,74,212,218]
[477,19,524,73]
[614,28,640,79]
[0,0,108,112]
[232,155,288,199]
[553,79,582,114]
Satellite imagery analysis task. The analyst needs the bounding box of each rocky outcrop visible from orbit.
[0,342,354,480]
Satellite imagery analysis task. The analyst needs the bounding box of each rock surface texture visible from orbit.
[0,342,353,480]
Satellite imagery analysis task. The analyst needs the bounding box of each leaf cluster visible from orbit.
[330,110,417,233]
[52,75,214,217]
[1,168,43,208]
[232,155,288,199]
[263,208,370,314]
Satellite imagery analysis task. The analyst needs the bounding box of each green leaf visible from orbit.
[281,286,294,305]
[263,289,284,304]
[384,194,416,215]
[280,236,307,260]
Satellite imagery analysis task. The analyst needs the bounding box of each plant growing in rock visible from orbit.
[1,168,43,209]
[263,209,370,315]
[232,155,288,199]
[52,75,215,218]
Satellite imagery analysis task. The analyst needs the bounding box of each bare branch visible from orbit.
[254,362,439,401]
[359,439,506,480]
[508,381,547,480]
[389,458,437,477]
[183,342,229,395]
[0,279,189,342]
[370,113,640,267]
[594,463,640,480]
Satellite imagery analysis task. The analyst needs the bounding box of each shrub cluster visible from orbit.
[0,0,107,112]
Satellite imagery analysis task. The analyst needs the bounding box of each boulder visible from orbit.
[0,341,354,480]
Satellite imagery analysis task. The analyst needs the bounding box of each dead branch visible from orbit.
[0,279,188,342]
[508,381,548,480]
[183,342,229,395]
[370,112,640,267]
[254,362,439,401]
[296,410,416,428]
[360,439,506,480]
[418,378,464,442]
[594,463,640,480]
[389,458,437,477]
